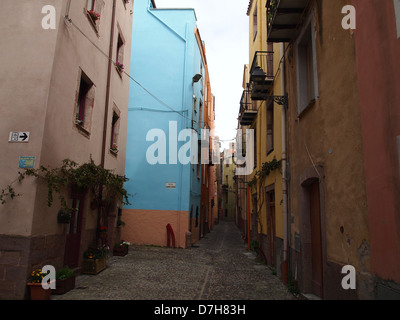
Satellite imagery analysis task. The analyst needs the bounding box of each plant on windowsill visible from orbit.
[115,62,124,72]
[88,10,101,22]
[110,143,119,154]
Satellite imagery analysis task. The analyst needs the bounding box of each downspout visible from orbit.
[247,186,251,251]
[176,22,189,247]
[97,0,117,239]
[65,0,72,18]
[280,43,289,284]
[101,0,117,168]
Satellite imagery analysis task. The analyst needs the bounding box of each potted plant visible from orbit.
[57,208,72,224]
[81,246,109,275]
[52,266,76,295]
[110,142,119,153]
[98,225,108,241]
[27,268,52,300]
[113,241,130,256]
[88,10,100,22]
[115,62,124,73]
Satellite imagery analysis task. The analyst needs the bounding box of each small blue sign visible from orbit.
[19,156,35,169]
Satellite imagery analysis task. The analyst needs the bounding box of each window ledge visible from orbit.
[122,0,130,9]
[110,148,119,156]
[115,64,124,78]
[86,10,100,36]
[75,123,91,138]
[298,99,316,119]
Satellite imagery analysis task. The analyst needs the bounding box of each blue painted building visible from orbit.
[122,0,209,248]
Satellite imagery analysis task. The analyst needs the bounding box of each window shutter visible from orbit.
[117,42,124,65]
[83,86,95,129]
[94,0,105,15]
[112,115,120,147]
[94,0,105,28]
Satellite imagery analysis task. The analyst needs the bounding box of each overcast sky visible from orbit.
[155,0,250,150]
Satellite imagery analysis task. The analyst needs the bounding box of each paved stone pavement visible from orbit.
[53,221,296,300]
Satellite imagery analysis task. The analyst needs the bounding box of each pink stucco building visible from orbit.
[0,0,132,299]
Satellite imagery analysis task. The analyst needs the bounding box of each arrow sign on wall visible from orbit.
[9,132,30,143]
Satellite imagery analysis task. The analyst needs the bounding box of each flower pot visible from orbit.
[27,283,52,300]
[81,257,107,275]
[99,232,107,239]
[52,276,76,295]
[113,246,128,256]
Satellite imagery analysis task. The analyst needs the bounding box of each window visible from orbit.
[87,0,95,11]
[197,141,201,179]
[253,126,257,169]
[193,96,197,113]
[110,109,120,155]
[116,33,125,74]
[75,71,95,135]
[199,100,203,128]
[86,0,104,32]
[122,0,130,8]
[253,5,258,40]
[394,0,400,38]
[267,102,274,154]
[296,16,318,114]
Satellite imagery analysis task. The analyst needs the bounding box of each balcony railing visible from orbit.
[266,0,310,42]
[249,51,274,101]
[239,88,257,126]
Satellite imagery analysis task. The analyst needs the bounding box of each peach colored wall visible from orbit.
[121,209,189,248]
[352,0,400,283]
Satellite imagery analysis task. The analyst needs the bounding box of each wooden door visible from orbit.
[310,181,323,297]
[252,194,258,240]
[64,197,84,268]
[266,189,276,267]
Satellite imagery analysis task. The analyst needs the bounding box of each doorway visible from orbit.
[64,195,84,268]
[309,180,323,297]
[266,187,276,267]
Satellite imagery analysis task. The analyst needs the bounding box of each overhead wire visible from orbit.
[64,15,196,125]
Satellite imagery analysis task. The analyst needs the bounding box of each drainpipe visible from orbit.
[101,0,117,168]
[97,0,117,241]
[65,0,72,18]
[247,186,251,251]
[280,43,289,284]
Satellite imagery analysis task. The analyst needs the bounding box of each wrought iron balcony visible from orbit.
[266,0,310,42]
[238,88,257,126]
[249,51,274,101]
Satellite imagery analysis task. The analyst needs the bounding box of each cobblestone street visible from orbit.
[53,222,296,300]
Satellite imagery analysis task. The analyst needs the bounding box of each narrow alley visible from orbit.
[53,222,295,300]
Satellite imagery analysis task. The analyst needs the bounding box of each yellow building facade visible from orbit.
[240,0,287,279]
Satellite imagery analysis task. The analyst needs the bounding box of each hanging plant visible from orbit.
[57,208,72,224]
[247,158,281,189]
[88,10,101,22]
[0,158,132,213]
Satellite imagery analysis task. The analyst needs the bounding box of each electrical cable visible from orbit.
[64,15,198,125]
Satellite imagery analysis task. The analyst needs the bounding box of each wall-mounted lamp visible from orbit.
[192,73,203,83]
